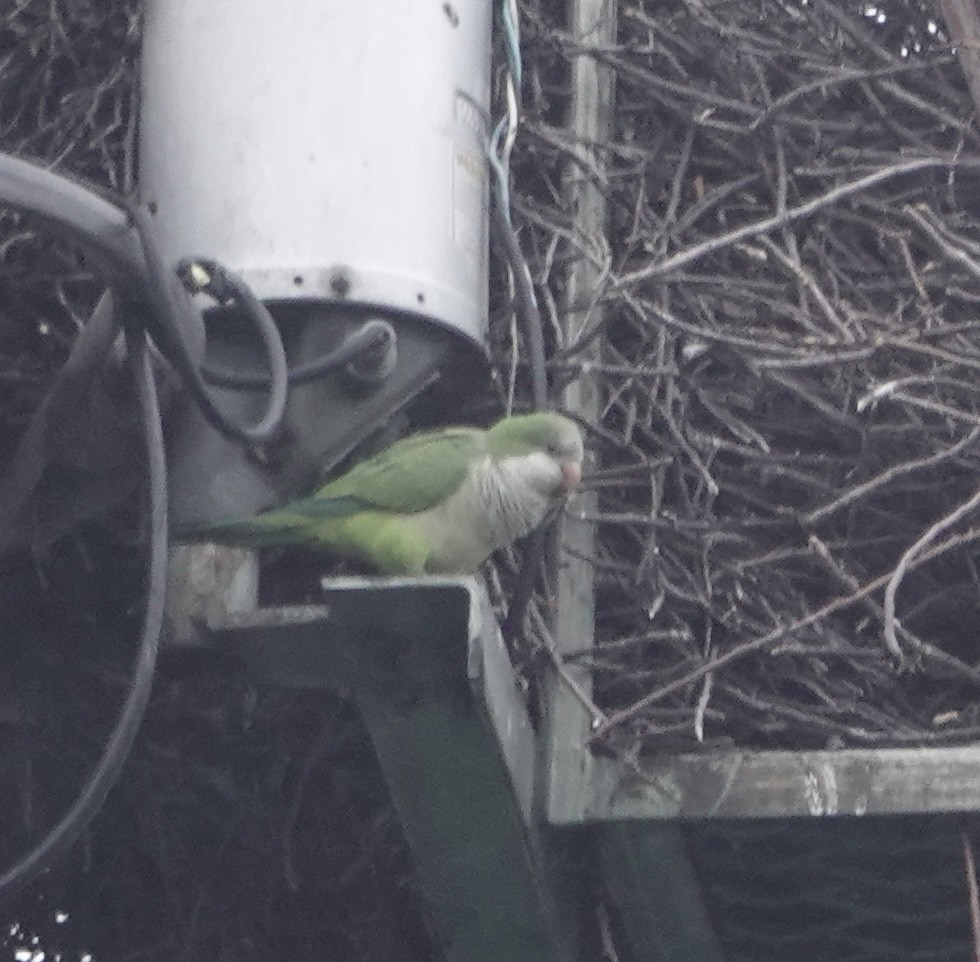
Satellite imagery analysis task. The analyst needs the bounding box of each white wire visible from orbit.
[488,0,523,225]
[501,0,521,162]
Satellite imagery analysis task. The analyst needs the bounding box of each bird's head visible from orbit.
[487,412,585,497]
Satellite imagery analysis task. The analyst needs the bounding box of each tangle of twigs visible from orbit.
[500,0,980,753]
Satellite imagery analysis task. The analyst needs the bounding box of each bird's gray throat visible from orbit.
[475,456,551,544]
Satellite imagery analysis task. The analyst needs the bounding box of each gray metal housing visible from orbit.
[139,0,492,347]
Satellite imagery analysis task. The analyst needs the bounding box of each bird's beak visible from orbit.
[559,461,583,491]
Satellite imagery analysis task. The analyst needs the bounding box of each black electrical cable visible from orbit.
[490,200,553,642]
[0,153,146,286]
[0,152,397,898]
[202,319,394,390]
[129,204,289,444]
[491,200,548,411]
[0,154,291,445]
[0,327,166,902]
[0,154,387,428]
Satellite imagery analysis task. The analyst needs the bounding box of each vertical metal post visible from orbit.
[537,3,615,954]
[939,0,980,119]
[541,5,726,959]
[542,0,615,831]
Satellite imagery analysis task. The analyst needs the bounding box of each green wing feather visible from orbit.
[302,426,483,514]
[174,427,484,552]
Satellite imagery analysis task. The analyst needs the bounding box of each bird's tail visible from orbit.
[172,516,309,549]
[173,494,361,548]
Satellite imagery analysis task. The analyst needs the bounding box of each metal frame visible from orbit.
[170,537,730,961]
[198,574,582,962]
[543,0,980,830]
[553,742,980,822]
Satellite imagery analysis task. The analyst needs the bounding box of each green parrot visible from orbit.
[175,412,584,575]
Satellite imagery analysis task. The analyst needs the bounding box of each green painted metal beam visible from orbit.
[598,823,727,962]
[212,576,581,962]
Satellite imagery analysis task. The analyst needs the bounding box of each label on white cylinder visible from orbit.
[453,146,486,258]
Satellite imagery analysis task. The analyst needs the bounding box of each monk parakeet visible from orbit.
[176,412,584,574]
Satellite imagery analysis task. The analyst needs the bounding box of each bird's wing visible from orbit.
[281,426,485,519]
[173,427,485,550]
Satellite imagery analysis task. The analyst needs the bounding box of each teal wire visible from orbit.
[488,116,512,223]
[501,0,522,86]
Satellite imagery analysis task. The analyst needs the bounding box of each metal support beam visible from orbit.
[556,744,980,821]
[203,576,580,962]
[537,0,609,950]
[939,0,980,120]
[542,0,613,843]
[543,2,726,960]
[598,823,727,962]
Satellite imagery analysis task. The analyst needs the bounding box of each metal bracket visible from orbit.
[191,572,580,962]
[165,306,458,526]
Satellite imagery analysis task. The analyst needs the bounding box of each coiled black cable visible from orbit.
[0,327,166,901]
[490,200,547,412]
[202,318,393,390]
[0,153,391,898]
[129,203,290,444]
[0,156,390,442]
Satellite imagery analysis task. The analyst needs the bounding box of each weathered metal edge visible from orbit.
[216,575,582,962]
[564,745,980,822]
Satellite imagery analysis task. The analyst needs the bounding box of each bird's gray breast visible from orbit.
[417,455,553,572]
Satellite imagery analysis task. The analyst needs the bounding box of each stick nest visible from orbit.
[501,0,980,753]
[4,0,980,956]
